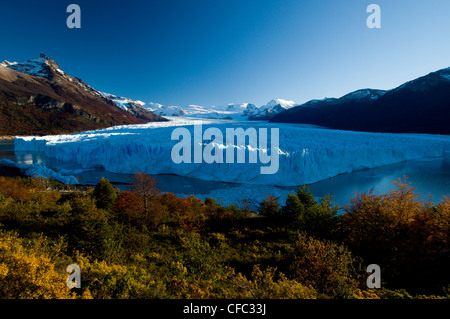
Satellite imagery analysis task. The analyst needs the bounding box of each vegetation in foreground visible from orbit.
[0,173,448,299]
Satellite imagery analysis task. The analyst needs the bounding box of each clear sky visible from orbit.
[1,0,449,107]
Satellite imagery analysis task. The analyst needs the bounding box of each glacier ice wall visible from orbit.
[0,159,79,184]
[14,120,450,186]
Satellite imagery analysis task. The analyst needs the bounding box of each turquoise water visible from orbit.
[1,140,449,207]
[305,156,450,205]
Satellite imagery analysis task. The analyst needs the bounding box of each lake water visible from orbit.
[1,140,449,209]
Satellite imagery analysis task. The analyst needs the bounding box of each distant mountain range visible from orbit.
[0,53,165,136]
[3,53,447,136]
[146,98,297,121]
[270,67,450,135]
[0,53,297,137]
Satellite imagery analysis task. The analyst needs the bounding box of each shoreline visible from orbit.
[0,136,15,141]
[0,165,24,177]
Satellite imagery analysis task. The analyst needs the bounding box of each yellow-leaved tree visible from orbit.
[0,230,75,299]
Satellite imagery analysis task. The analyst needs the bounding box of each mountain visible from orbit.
[98,92,162,122]
[146,99,296,120]
[244,99,296,120]
[270,68,450,135]
[0,53,165,136]
[147,102,252,119]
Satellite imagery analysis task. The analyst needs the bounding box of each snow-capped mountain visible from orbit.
[440,67,450,81]
[98,92,159,121]
[146,103,252,119]
[1,53,162,119]
[339,89,387,102]
[0,53,165,135]
[147,104,198,117]
[270,67,450,135]
[1,55,57,79]
[264,99,297,109]
[244,99,297,120]
[99,92,146,111]
[2,53,104,98]
[390,67,450,93]
[225,102,251,112]
[2,55,295,123]
[146,99,296,121]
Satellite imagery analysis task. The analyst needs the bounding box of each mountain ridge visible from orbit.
[0,54,166,136]
[146,98,297,120]
[270,67,450,135]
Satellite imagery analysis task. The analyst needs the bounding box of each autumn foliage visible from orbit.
[0,230,74,299]
[342,178,450,293]
[0,174,448,299]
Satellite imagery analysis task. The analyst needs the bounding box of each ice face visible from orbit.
[0,159,79,184]
[14,119,450,186]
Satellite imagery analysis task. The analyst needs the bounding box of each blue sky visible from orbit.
[1,0,449,107]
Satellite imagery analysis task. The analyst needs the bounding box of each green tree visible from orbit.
[68,195,112,259]
[282,186,339,238]
[93,178,118,210]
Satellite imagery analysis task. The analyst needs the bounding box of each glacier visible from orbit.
[14,118,450,187]
[0,159,79,185]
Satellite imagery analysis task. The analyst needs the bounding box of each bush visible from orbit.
[0,230,74,299]
[282,186,339,238]
[0,177,31,202]
[287,234,360,298]
[93,178,118,210]
[233,265,318,299]
[342,179,450,294]
[74,253,166,299]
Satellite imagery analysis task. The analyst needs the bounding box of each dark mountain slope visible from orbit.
[0,54,166,135]
[270,68,450,135]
